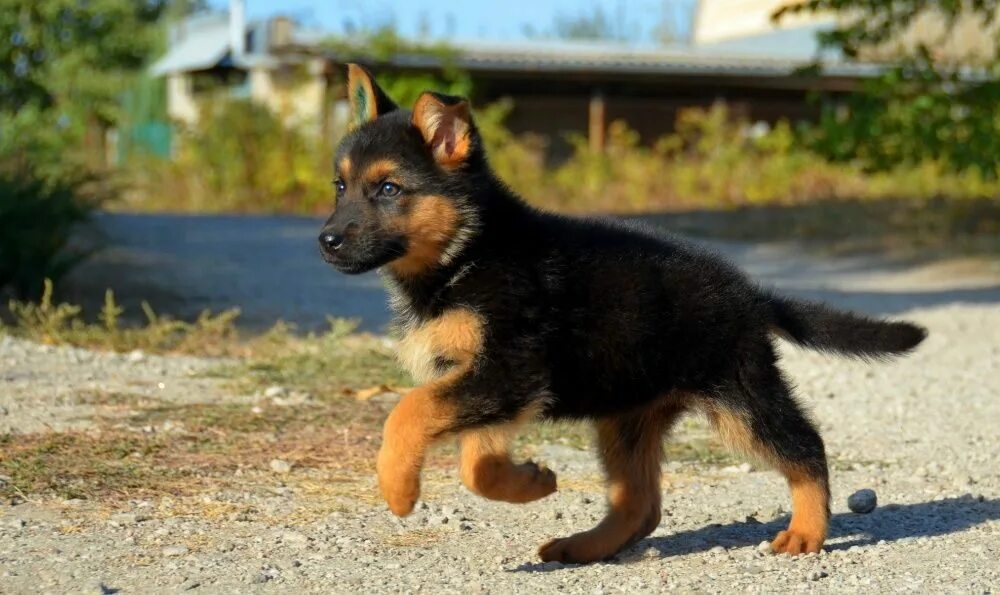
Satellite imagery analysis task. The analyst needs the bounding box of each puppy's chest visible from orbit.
[395,308,484,384]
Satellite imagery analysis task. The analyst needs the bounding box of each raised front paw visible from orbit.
[377,448,420,516]
[509,460,558,502]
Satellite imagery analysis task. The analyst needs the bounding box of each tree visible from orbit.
[523,3,637,42]
[0,0,168,170]
[776,1,1000,175]
[0,1,171,297]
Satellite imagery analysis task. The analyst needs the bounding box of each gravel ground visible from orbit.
[3,236,1000,593]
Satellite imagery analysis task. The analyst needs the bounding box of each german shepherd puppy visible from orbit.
[318,65,927,563]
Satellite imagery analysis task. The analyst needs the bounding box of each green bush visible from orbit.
[127,99,334,213]
[124,100,1000,216]
[486,103,1000,213]
[0,168,98,299]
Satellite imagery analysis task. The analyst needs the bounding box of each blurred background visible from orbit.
[3,0,1000,332]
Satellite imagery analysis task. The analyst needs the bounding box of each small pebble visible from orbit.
[264,385,286,398]
[848,488,878,513]
[269,459,292,474]
[162,545,189,557]
[7,518,26,529]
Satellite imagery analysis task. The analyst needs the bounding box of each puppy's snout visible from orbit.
[319,231,344,252]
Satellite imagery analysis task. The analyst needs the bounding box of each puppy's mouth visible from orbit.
[320,250,372,275]
[319,241,405,275]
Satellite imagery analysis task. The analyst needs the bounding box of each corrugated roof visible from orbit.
[151,17,230,75]
[152,12,881,80]
[360,38,881,79]
[151,13,315,76]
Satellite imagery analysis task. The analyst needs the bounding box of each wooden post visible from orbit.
[588,88,606,153]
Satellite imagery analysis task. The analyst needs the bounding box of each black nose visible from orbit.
[319,232,344,252]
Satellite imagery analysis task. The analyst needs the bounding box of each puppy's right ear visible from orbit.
[346,63,398,129]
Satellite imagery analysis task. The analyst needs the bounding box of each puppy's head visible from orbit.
[319,64,480,276]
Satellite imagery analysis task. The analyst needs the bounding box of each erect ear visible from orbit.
[411,92,474,170]
[346,63,398,129]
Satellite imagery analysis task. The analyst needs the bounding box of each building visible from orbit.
[151,1,332,134]
[151,0,876,158]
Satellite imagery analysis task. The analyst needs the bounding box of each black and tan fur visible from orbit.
[318,65,927,563]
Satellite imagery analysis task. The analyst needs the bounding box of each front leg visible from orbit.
[459,405,557,503]
[377,384,457,516]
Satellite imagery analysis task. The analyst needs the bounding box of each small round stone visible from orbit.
[847,489,878,514]
[162,545,189,557]
[269,459,292,474]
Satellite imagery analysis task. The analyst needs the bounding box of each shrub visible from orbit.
[488,103,1000,213]
[0,167,99,299]
[124,100,1000,216]
[127,99,335,214]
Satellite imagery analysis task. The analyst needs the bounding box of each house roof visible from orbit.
[340,37,880,80]
[153,11,879,81]
[151,12,317,76]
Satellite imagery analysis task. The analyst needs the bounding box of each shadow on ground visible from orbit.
[512,496,999,571]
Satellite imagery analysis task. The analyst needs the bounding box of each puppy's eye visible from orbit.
[380,182,401,197]
[334,179,346,195]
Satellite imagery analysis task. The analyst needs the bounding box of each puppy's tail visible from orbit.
[766,294,927,359]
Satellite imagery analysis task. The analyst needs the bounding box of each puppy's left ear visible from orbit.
[346,63,398,129]
[411,92,475,170]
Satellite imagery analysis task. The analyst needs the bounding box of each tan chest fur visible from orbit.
[396,308,484,384]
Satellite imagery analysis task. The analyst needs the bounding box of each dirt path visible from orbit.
[64,213,1000,330]
[3,226,999,593]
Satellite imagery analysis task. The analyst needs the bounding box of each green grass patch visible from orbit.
[3,279,242,356]
[1,282,411,397]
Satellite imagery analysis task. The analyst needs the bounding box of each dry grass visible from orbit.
[0,288,738,516]
[0,388,389,504]
[381,528,448,548]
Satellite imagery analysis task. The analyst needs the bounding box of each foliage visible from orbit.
[0,0,166,116]
[776,0,1000,175]
[776,0,999,60]
[0,168,99,298]
[124,102,1000,216]
[324,27,472,106]
[547,5,631,41]
[1,281,406,392]
[0,1,169,296]
[127,99,335,213]
[486,103,1000,212]
[5,279,242,354]
[0,0,168,171]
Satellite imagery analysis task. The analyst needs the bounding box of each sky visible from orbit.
[206,0,697,45]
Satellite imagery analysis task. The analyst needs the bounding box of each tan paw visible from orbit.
[510,460,557,502]
[376,451,420,517]
[538,532,617,564]
[771,529,824,555]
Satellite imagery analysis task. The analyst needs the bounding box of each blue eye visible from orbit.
[380,182,401,197]
[334,179,346,195]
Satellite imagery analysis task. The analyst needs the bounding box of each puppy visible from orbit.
[318,64,926,563]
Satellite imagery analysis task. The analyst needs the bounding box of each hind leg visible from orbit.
[707,366,830,555]
[538,403,684,563]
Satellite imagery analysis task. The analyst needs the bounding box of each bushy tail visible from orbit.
[767,295,927,359]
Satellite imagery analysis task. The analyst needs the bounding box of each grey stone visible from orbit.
[848,489,878,514]
[162,545,189,557]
